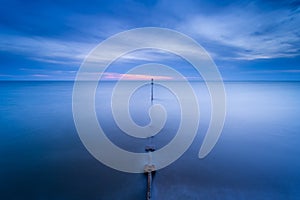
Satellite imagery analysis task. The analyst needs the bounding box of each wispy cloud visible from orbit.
[1,2,299,64]
[0,0,299,80]
[31,74,50,77]
[103,72,173,80]
[178,5,300,60]
[0,32,185,67]
[0,34,95,65]
[243,69,300,74]
[75,72,174,81]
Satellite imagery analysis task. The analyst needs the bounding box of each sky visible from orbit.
[0,0,300,81]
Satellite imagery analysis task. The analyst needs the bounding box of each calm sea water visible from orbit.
[1,81,300,199]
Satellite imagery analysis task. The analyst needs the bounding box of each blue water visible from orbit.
[1,81,300,199]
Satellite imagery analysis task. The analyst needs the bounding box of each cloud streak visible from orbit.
[0,0,299,80]
[0,34,94,66]
[178,4,300,60]
[103,72,173,80]
[74,72,174,81]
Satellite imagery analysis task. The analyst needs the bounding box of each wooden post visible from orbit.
[151,78,154,102]
[144,165,155,200]
[146,78,155,199]
[147,172,152,200]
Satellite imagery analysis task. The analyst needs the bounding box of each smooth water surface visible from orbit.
[1,81,300,199]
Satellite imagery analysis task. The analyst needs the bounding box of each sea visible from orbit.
[0,81,300,199]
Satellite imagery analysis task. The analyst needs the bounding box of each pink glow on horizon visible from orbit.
[102,72,173,81]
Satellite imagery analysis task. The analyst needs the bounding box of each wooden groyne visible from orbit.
[144,164,155,200]
[144,78,156,200]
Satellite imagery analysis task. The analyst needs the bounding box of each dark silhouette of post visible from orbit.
[151,78,154,102]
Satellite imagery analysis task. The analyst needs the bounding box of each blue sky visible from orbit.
[0,0,299,80]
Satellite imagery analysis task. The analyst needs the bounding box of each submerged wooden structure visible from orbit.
[144,164,155,200]
[144,78,156,200]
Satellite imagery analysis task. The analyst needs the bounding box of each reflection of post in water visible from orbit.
[144,78,156,200]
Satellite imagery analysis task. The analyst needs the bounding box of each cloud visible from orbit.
[0,30,192,68]
[0,0,299,81]
[74,72,174,81]
[177,4,300,60]
[31,74,50,77]
[0,34,94,66]
[2,1,299,65]
[102,72,173,80]
[243,69,300,74]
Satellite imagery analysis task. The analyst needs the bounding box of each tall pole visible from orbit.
[151,78,154,102]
